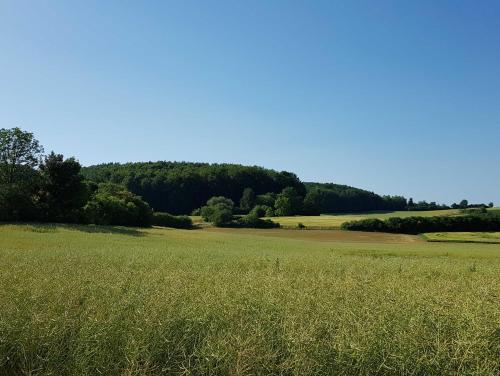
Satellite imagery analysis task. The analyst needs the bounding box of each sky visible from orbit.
[1,0,499,204]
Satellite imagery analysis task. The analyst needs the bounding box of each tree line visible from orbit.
[1,127,494,229]
[0,128,156,227]
[341,213,500,234]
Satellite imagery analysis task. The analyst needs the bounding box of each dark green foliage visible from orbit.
[460,207,487,215]
[274,187,303,216]
[200,196,234,226]
[82,162,305,215]
[255,192,277,207]
[239,187,255,212]
[341,214,500,234]
[0,128,44,221]
[152,212,193,229]
[302,188,325,215]
[304,183,407,213]
[407,200,450,211]
[38,152,90,223]
[237,212,280,228]
[297,222,306,229]
[0,127,44,185]
[265,207,276,217]
[84,183,152,227]
[249,205,270,218]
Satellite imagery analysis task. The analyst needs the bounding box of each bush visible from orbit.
[341,214,500,234]
[460,207,487,215]
[249,205,269,218]
[265,207,275,217]
[152,212,193,229]
[297,222,306,229]
[237,213,280,228]
[200,196,234,226]
[274,187,303,216]
[84,183,152,227]
[191,208,201,216]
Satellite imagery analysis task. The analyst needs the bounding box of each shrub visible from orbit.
[460,207,487,215]
[237,213,280,228]
[341,214,500,234]
[297,222,306,229]
[250,205,269,218]
[274,187,303,216]
[152,212,193,229]
[265,207,275,217]
[191,208,201,216]
[84,183,152,227]
[200,196,234,226]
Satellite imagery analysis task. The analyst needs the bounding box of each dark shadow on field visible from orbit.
[0,222,145,237]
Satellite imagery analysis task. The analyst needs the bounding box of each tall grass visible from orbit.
[0,224,499,375]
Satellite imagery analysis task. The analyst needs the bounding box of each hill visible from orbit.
[82,161,409,215]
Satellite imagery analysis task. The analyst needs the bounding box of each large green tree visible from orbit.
[274,187,303,216]
[38,152,89,222]
[0,128,44,221]
[239,187,255,212]
[200,196,234,226]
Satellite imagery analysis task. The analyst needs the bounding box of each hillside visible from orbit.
[82,162,408,215]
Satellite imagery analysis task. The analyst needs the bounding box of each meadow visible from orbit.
[1,224,499,375]
[265,209,464,229]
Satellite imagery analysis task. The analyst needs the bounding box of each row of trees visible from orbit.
[85,163,460,216]
[82,161,305,215]
[2,127,494,228]
[0,128,154,227]
[407,198,494,211]
[341,213,500,234]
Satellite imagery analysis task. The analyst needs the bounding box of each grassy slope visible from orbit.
[1,224,499,375]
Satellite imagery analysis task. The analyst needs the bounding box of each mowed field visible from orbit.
[267,208,500,229]
[266,209,463,229]
[1,224,499,375]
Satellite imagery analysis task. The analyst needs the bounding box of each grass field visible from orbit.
[424,232,500,244]
[265,209,464,229]
[1,224,499,375]
[267,208,500,229]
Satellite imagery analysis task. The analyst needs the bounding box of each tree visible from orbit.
[239,187,255,212]
[0,128,44,221]
[274,187,303,216]
[488,202,494,208]
[0,127,43,185]
[200,196,234,226]
[84,183,152,227]
[38,152,89,222]
[459,199,469,209]
[302,188,324,215]
[408,198,414,209]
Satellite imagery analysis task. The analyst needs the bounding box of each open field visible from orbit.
[1,224,499,375]
[267,208,500,229]
[265,209,463,229]
[424,232,500,244]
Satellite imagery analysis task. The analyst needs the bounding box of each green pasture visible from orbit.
[266,208,465,229]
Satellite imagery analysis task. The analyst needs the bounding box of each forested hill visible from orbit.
[304,182,407,213]
[81,162,305,214]
[82,161,408,215]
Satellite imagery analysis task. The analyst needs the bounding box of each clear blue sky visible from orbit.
[1,1,499,204]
